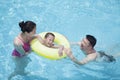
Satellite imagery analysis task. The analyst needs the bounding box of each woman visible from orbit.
[9,21,43,80]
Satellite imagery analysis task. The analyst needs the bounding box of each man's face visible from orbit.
[80,38,91,50]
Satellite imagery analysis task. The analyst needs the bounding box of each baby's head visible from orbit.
[44,32,55,47]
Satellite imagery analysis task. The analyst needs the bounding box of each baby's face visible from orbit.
[45,35,55,47]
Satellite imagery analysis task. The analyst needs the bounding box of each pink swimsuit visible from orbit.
[12,37,31,57]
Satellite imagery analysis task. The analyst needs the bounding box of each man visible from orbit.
[65,35,116,65]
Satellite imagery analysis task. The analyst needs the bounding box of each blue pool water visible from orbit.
[0,0,120,80]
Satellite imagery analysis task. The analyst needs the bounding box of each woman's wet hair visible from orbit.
[19,21,36,33]
[44,32,55,39]
[86,35,96,47]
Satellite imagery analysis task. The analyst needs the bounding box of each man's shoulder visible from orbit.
[87,53,97,60]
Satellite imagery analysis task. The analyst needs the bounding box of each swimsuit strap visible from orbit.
[17,35,30,52]
[18,34,29,44]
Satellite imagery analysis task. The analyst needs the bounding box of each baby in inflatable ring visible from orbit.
[31,32,70,60]
[39,32,64,57]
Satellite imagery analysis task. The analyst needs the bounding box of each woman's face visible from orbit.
[29,27,36,35]
[26,27,36,41]
[44,35,55,47]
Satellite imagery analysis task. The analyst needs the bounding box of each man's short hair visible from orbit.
[86,35,97,47]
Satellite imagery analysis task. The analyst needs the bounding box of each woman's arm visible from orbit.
[14,40,29,56]
[33,34,44,44]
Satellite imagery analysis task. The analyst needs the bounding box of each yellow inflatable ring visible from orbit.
[30,32,70,60]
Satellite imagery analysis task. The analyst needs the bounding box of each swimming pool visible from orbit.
[0,0,120,80]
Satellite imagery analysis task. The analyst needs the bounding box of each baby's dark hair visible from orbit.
[44,32,55,39]
[19,21,36,33]
[86,35,97,47]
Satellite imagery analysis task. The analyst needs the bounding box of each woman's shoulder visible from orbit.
[13,36,23,46]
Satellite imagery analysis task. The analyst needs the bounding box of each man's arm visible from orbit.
[65,49,96,65]
[65,49,86,65]
[53,45,64,56]
[70,42,81,46]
